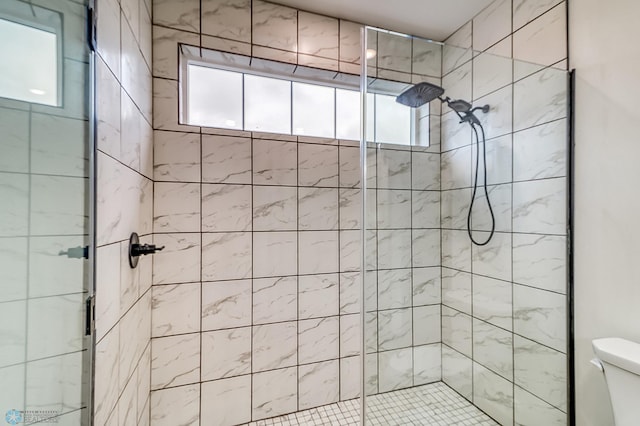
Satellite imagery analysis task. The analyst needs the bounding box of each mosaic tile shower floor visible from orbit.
[247,382,499,425]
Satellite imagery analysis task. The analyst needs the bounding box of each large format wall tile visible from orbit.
[299,317,339,364]
[202,184,252,232]
[378,230,412,269]
[299,188,339,230]
[514,68,567,132]
[472,232,512,281]
[202,328,251,381]
[297,274,339,319]
[413,267,441,306]
[201,0,251,42]
[513,0,563,30]
[442,268,472,314]
[442,306,472,357]
[252,0,297,51]
[254,276,298,323]
[473,0,512,52]
[201,375,251,426]
[442,230,472,272]
[442,345,472,400]
[473,362,514,426]
[203,135,252,184]
[473,319,513,380]
[514,386,566,426]
[473,51,513,100]
[253,322,297,371]
[443,61,472,103]
[412,152,440,191]
[414,344,441,385]
[476,85,513,140]
[513,178,566,235]
[377,32,412,73]
[152,0,200,33]
[412,38,442,78]
[154,131,201,182]
[202,232,252,281]
[152,283,200,337]
[150,384,200,426]
[514,335,567,411]
[379,348,413,392]
[473,275,512,330]
[513,284,566,352]
[378,269,412,310]
[513,119,567,182]
[299,360,340,409]
[252,367,297,420]
[443,22,472,75]
[151,333,200,389]
[513,234,566,293]
[154,183,201,232]
[413,305,441,345]
[202,279,252,330]
[0,107,29,173]
[514,3,566,67]
[152,25,200,80]
[298,12,339,60]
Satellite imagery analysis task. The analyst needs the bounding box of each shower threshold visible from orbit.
[245,382,498,425]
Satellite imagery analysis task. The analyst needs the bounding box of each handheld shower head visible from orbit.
[447,99,473,113]
[394,81,495,246]
[396,82,445,107]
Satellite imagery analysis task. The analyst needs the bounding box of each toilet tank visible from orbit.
[592,338,640,426]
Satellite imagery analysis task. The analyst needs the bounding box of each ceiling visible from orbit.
[272,0,494,41]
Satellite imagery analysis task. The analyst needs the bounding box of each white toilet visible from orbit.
[592,338,640,425]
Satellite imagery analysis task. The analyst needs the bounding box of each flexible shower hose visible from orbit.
[467,123,495,246]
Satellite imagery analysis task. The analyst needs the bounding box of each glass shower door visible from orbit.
[361,24,570,426]
[361,27,445,424]
[0,0,92,424]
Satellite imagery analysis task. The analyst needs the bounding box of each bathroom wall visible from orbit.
[439,1,569,425]
[571,0,640,425]
[93,0,154,424]
[149,1,442,424]
[0,0,92,423]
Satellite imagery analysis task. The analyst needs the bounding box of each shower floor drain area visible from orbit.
[246,382,498,426]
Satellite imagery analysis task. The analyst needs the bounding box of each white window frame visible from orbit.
[179,44,426,146]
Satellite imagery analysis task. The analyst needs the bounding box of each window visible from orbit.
[245,75,291,134]
[374,93,412,144]
[181,47,424,146]
[293,82,334,138]
[336,89,360,140]
[0,2,62,106]
[187,66,242,129]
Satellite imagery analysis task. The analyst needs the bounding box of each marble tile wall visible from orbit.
[93,0,154,424]
[150,1,443,424]
[439,1,568,425]
[150,134,441,424]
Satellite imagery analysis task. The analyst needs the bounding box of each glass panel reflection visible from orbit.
[0,18,59,106]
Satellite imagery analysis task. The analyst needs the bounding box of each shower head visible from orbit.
[396,82,445,108]
[447,99,473,113]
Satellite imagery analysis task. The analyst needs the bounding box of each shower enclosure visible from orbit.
[361,26,570,425]
[0,0,92,424]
